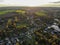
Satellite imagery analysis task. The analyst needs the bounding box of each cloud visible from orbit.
[0,0,4,2]
[52,1,60,3]
[0,0,60,6]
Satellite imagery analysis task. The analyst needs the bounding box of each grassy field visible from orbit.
[0,10,15,15]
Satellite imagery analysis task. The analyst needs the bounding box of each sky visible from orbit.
[0,0,60,6]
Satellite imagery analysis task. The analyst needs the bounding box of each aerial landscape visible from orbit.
[0,0,60,45]
[0,7,60,45]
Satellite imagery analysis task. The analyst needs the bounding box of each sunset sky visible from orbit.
[0,0,60,6]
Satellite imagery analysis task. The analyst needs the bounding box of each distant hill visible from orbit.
[0,3,60,7]
[0,4,9,7]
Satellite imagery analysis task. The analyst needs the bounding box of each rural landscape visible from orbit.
[0,7,60,45]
